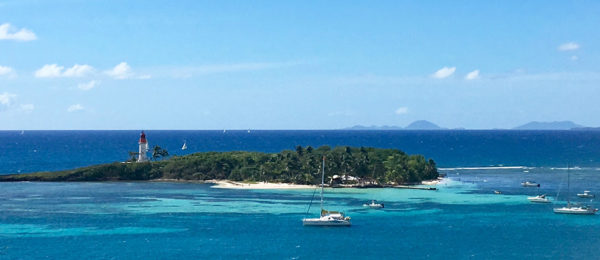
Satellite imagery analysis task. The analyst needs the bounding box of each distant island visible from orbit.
[0,146,439,186]
[345,120,592,130]
[346,120,444,130]
[512,121,583,130]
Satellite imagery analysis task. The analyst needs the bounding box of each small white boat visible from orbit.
[577,191,595,198]
[303,157,351,227]
[494,190,502,194]
[553,204,598,215]
[363,200,384,208]
[181,141,187,150]
[528,194,551,203]
[521,181,540,187]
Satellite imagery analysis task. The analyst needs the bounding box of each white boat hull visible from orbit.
[302,218,351,226]
[528,197,551,203]
[553,207,598,215]
[577,195,595,198]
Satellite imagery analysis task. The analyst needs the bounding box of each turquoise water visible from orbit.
[1,168,600,259]
[2,130,600,258]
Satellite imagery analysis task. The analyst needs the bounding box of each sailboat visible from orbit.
[181,141,187,150]
[553,167,598,215]
[302,157,351,226]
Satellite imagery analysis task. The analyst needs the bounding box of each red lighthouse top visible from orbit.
[139,131,147,143]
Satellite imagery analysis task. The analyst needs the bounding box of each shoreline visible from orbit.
[209,180,317,189]
[151,178,443,190]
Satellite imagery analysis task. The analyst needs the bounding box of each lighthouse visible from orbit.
[137,131,149,162]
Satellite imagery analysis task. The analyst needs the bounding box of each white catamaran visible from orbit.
[302,157,351,226]
[553,167,598,215]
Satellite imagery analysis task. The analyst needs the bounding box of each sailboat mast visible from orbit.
[320,156,325,211]
[567,166,570,206]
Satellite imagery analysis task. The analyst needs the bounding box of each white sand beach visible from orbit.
[208,180,317,190]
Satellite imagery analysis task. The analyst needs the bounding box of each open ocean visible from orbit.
[1,130,600,259]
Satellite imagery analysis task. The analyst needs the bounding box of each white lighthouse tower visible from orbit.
[137,131,149,162]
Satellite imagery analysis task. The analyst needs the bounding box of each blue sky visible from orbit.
[1,0,599,129]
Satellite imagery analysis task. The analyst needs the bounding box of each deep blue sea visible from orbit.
[1,130,600,259]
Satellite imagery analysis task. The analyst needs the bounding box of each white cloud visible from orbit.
[0,65,15,77]
[395,107,408,115]
[0,92,16,106]
[0,23,36,41]
[63,64,94,77]
[20,104,34,113]
[35,64,63,78]
[106,62,131,79]
[67,104,84,112]
[77,80,99,90]
[105,62,150,79]
[465,70,480,80]
[35,64,94,78]
[570,55,578,61]
[558,42,580,51]
[431,66,456,79]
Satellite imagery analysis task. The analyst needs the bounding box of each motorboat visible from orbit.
[521,181,540,187]
[494,190,502,194]
[363,200,384,208]
[527,194,551,203]
[577,191,595,198]
[303,157,351,226]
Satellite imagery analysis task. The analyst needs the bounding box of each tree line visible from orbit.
[159,145,438,184]
[0,146,438,184]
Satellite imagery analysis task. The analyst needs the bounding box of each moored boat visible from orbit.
[521,181,540,187]
[528,194,551,203]
[303,157,351,226]
[363,200,384,208]
[577,191,595,198]
[553,167,597,215]
[553,204,598,215]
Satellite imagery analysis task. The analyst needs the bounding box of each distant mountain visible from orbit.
[404,120,444,130]
[513,121,583,130]
[344,120,444,130]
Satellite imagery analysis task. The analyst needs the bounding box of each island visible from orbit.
[512,121,584,130]
[344,120,445,130]
[0,146,439,187]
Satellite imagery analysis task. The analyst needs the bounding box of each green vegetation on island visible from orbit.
[0,146,438,185]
